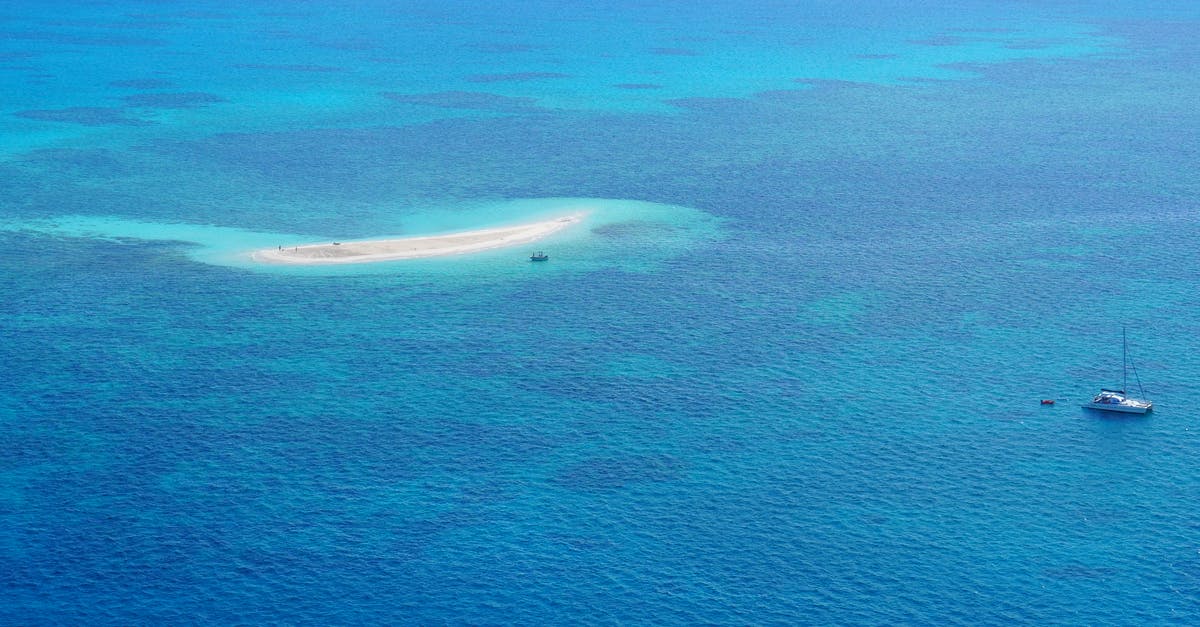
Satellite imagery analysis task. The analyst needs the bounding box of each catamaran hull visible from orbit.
[1081,402,1152,414]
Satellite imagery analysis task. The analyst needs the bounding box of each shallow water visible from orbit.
[3,1,1200,623]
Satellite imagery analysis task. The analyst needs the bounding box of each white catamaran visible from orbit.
[1083,328,1152,414]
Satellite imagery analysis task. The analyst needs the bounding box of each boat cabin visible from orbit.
[1090,390,1128,404]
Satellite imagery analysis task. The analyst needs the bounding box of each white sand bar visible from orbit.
[253,213,585,265]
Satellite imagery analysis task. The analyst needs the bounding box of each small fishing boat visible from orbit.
[1041,399,1055,405]
[1082,328,1152,414]
[529,251,549,262]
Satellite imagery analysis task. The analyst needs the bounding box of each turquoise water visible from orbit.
[1,198,720,276]
[3,1,1200,623]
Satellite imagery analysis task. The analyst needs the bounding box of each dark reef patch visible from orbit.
[950,27,1020,34]
[109,78,175,89]
[1003,38,1067,50]
[380,90,544,113]
[591,221,677,239]
[793,78,875,89]
[908,35,968,47]
[234,63,343,73]
[465,72,570,83]
[19,148,132,177]
[650,47,702,56]
[14,107,152,126]
[1,30,164,47]
[467,42,541,54]
[122,92,226,109]
[661,96,746,113]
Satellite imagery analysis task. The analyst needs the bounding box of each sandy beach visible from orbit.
[252,213,585,265]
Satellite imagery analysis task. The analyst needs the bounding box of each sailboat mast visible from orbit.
[1122,326,1128,394]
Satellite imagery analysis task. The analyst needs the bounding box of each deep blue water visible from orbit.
[3,1,1200,624]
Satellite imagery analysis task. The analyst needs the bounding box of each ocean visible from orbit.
[2,1,1199,623]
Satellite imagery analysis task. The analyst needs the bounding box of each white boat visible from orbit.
[1083,389,1152,414]
[1082,329,1152,414]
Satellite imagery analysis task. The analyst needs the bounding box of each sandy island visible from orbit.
[252,213,585,265]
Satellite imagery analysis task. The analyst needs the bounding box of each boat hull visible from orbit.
[1081,401,1152,414]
